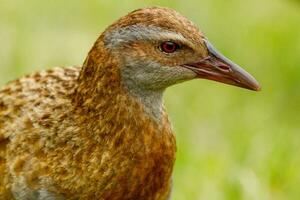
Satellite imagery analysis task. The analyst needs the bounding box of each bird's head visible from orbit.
[97,7,260,93]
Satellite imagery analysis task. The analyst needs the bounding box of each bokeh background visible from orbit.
[1,0,300,199]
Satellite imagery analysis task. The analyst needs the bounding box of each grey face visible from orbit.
[104,25,197,92]
[121,60,196,91]
[103,25,198,121]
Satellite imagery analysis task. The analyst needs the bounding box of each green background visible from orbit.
[1,0,300,199]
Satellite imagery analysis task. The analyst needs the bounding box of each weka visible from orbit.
[0,7,260,200]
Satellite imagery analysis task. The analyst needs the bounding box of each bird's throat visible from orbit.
[122,82,165,124]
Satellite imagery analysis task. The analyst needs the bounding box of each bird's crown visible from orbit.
[104,7,203,45]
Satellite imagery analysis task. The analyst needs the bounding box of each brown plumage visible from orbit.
[0,7,260,200]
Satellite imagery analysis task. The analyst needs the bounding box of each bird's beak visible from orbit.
[183,39,261,91]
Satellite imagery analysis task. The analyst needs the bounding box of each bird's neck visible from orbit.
[73,40,165,123]
[119,61,169,123]
[121,81,165,123]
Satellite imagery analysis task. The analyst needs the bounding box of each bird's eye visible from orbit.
[160,41,179,53]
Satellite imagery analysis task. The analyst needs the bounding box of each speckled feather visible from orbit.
[0,7,208,200]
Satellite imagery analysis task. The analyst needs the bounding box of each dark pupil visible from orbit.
[162,42,177,53]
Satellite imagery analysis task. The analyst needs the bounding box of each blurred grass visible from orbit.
[0,0,300,199]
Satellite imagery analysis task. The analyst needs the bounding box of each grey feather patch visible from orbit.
[104,25,192,50]
[103,25,197,123]
[121,60,196,122]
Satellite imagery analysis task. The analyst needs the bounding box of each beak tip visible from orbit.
[251,79,261,91]
[246,79,261,91]
[248,82,261,91]
[255,85,261,91]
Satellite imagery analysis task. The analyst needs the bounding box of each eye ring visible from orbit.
[159,41,180,53]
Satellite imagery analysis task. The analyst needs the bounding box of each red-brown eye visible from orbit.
[160,41,179,53]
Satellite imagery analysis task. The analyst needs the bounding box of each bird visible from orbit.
[0,7,260,200]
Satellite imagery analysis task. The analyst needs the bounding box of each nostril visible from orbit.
[218,64,230,71]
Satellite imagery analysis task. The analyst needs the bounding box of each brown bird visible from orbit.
[0,7,260,200]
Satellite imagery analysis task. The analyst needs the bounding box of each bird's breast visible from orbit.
[48,109,177,200]
[97,120,176,200]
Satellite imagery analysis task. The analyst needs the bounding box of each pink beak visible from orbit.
[184,39,261,91]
